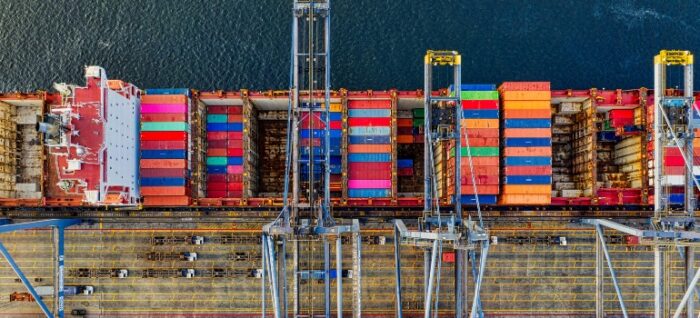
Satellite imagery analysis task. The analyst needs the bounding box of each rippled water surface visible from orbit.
[1,1,699,91]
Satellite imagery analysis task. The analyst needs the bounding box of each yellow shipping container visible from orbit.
[500,90,551,101]
[501,185,551,194]
[501,100,551,110]
[463,119,499,129]
[330,103,342,112]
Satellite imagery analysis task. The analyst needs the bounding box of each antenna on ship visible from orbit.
[260,1,362,317]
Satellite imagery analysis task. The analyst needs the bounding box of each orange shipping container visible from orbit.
[141,186,189,196]
[501,101,550,110]
[348,144,392,153]
[504,147,552,157]
[469,157,499,166]
[397,135,414,144]
[501,185,551,194]
[141,95,188,105]
[461,166,500,176]
[502,109,552,119]
[228,114,243,122]
[143,195,191,206]
[503,128,552,138]
[462,185,499,195]
[500,90,551,101]
[207,148,228,157]
[140,159,187,169]
[463,119,499,129]
[499,194,551,205]
[462,128,499,138]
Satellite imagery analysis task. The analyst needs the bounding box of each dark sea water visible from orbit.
[1,0,699,91]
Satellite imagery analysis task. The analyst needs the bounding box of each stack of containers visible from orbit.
[205,104,243,198]
[298,103,342,193]
[397,110,413,144]
[140,89,191,206]
[347,99,392,198]
[413,108,425,143]
[397,159,413,176]
[499,82,552,205]
[663,146,685,204]
[457,84,500,205]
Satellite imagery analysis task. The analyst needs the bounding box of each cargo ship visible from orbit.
[0,65,693,213]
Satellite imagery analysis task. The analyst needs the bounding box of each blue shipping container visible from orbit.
[503,176,552,185]
[141,149,187,159]
[227,123,243,132]
[207,166,227,174]
[330,113,342,121]
[141,177,187,187]
[397,159,413,168]
[504,156,552,166]
[348,189,391,198]
[503,119,552,129]
[461,195,498,205]
[300,130,342,138]
[207,123,228,132]
[227,157,243,165]
[504,138,552,147]
[348,153,392,163]
[461,110,499,119]
[144,88,191,97]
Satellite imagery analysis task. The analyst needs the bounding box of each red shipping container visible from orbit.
[300,119,326,129]
[227,182,243,191]
[609,109,634,119]
[348,162,391,171]
[664,156,684,166]
[143,195,190,206]
[348,118,391,126]
[462,128,499,138]
[207,140,228,148]
[227,148,244,156]
[665,166,685,175]
[570,197,592,205]
[665,147,682,157]
[503,166,552,176]
[228,174,243,183]
[551,197,569,205]
[207,174,227,183]
[462,137,499,147]
[398,127,414,135]
[397,167,414,176]
[228,139,243,148]
[348,168,392,180]
[141,168,187,178]
[347,100,392,109]
[227,106,243,114]
[228,114,243,122]
[228,132,243,140]
[397,119,413,127]
[140,159,186,169]
[461,166,500,176]
[142,131,187,141]
[461,175,499,185]
[461,100,499,110]
[499,82,551,91]
[207,106,228,114]
[207,182,227,191]
[207,190,227,198]
[442,252,455,263]
[141,140,187,150]
[207,132,227,140]
[141,186,188,196]
[141,113,187,122]
[227,191,243,197]
[300,138,321,147]
[207,148,227,157]
[330,121,342,130]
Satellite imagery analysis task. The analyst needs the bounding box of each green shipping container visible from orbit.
[412,108,425,118]
[207,114,228,123]
[460,91,499,100]
[413,118,425,127]
[142,122,189,132]
[461,147,499,157]
[206,157,228,166]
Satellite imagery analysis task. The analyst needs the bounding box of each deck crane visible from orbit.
[583,50,700,318]
[393,50,490,318]
[260,1,361,317]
